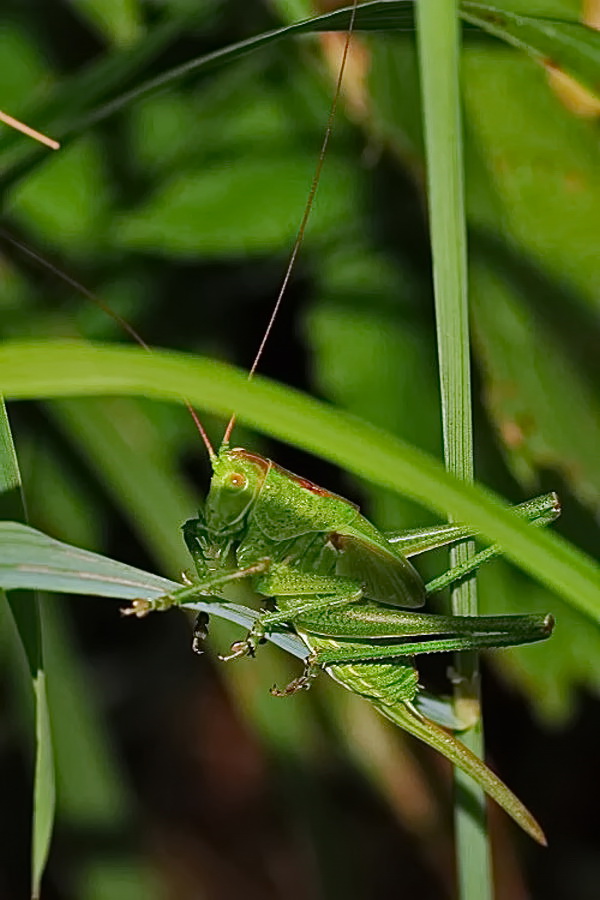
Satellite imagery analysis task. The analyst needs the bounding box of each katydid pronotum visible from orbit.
[6,0,559,847]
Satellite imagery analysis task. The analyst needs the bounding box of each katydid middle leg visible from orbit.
[218,564,364,660]
[387,492,560,596]
[385,492,560,557]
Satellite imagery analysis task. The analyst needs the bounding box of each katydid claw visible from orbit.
[270,676,312,697]
[121,598,152,618]
[218,639,255,662]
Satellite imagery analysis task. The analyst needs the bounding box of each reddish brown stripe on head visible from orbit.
[288,474,330,496]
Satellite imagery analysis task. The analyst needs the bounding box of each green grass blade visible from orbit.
[0,399,21,493]
[417,0,490,888]
[31,661,55,900]
[0,341,598,617]
[0,521,306,661]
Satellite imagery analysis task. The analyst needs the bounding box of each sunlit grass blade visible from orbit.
[1,341,598,616]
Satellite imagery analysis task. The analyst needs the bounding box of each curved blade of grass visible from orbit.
[0,341,598,617]
[0,520,306,660]
[2,3,598,190]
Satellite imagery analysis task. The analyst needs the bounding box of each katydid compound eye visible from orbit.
[229,473,247,489]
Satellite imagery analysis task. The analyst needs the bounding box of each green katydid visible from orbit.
[120,1,559,844]
[123,442,557,845]
[6,0,558,848]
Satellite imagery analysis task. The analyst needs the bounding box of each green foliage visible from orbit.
[0,1,599,897]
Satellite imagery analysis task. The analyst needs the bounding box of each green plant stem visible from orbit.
[416,1,492,897]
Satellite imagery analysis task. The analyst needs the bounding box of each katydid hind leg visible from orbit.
[299,617,552,669]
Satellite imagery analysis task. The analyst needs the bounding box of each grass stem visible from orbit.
[415,2,493,896]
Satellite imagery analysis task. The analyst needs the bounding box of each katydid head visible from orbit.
[204,447,268,535]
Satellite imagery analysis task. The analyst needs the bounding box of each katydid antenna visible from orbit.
[0,229,217,459]
[1,0,360,462]
[221,0,359,446]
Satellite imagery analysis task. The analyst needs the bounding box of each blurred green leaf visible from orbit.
[305,245,440,530]
[47,397,194,577]
[479,561,600,722]
[115,153,359,256]
[0,22,51,110]
[471,258,600,514]
[464,48,600,313]
[8,137,112,255]
[69,0,143,47]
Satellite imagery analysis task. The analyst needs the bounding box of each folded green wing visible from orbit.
[332,529,426,608]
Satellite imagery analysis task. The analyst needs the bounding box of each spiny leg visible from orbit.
[270,652,321,697]
[121,559,271,618]
[386,492,560,558]
[424,493,561,596]
[218,590,362,662]
[269,610,552,698]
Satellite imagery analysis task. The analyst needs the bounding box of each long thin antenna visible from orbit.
[1,230,216,459]
[222,0,359,446]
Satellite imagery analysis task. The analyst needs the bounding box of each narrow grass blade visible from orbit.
[0,400,55,899]
[416,0,490,889]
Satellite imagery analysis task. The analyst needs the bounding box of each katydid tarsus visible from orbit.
[9,0,559,847]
